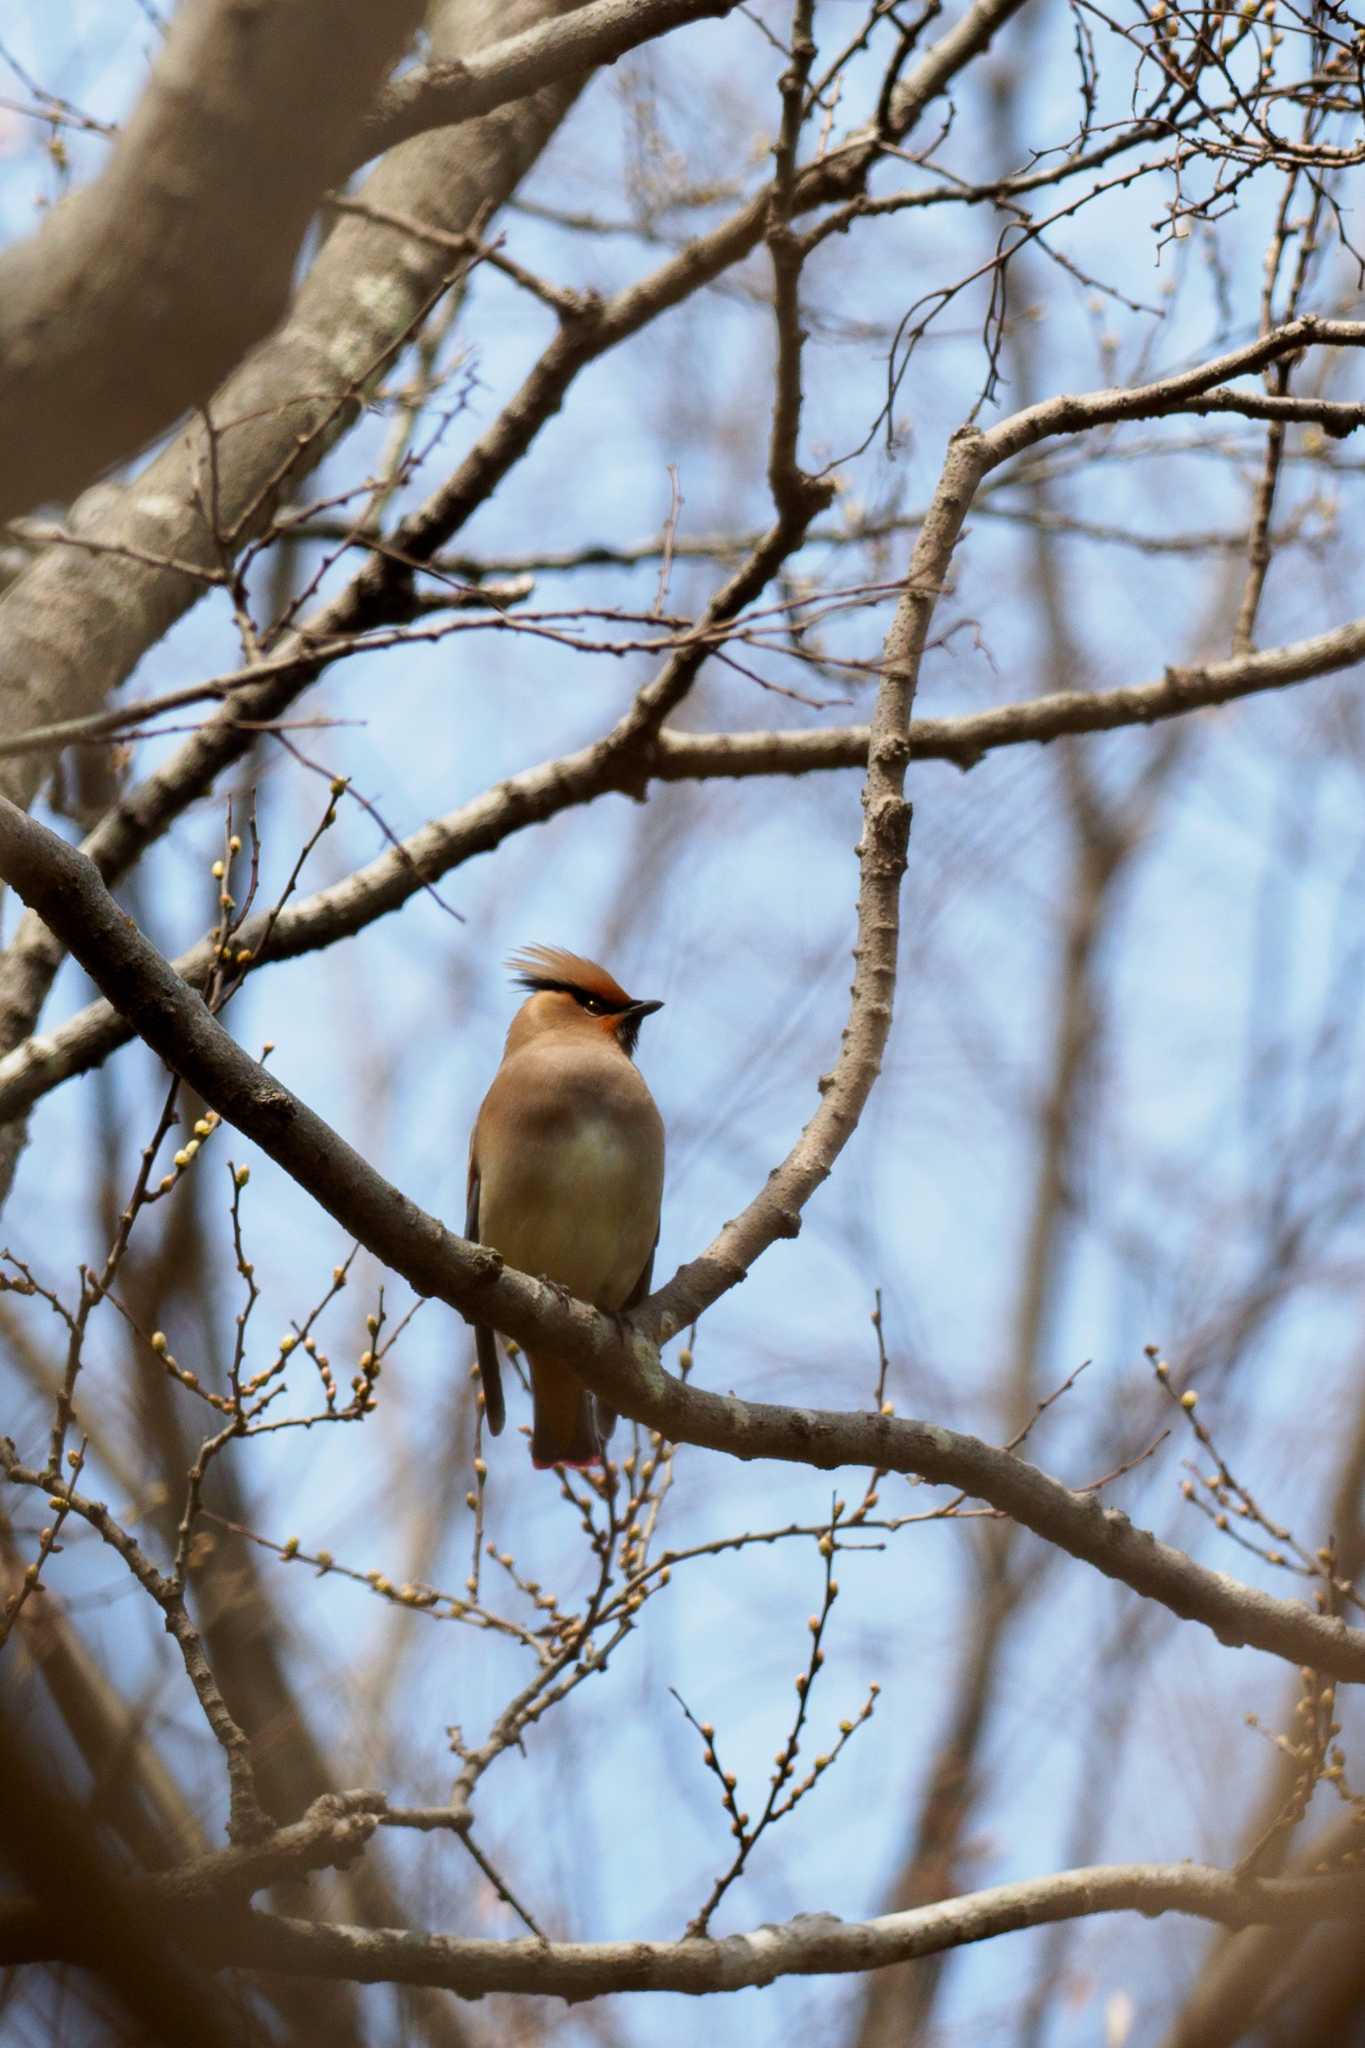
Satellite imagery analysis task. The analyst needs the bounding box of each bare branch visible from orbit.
[4,1856,1361,1995]
[2,591,1361,1130]
[0,0,426,522]
[362,0,745,162]
[3,800,1365,1679]
[0,1439,268,1843]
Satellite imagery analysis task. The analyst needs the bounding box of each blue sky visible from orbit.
[4,5,1365,2044]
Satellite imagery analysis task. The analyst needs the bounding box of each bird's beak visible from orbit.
[625,998,664,1022]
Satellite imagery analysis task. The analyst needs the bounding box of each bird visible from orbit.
[465,944,665,1468]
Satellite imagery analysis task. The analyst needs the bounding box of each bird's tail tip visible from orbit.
[529,1361,603,1470]
[530,1408,603,1470]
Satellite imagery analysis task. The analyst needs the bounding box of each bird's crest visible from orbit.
[508,945,632,1011]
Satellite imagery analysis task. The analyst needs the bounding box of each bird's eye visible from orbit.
[578,995,605,1014]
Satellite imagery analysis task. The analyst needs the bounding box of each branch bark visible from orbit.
[0,0,426,525]
[2,797,1364,1682]
[0,0,593,817]
[6,599,1358,1131]
[3,1855,1360,1996]
[0,0,1032,827]
[361,0,743,161]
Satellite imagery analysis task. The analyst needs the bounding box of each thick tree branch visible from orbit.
[0,0,426,524]
[6,598,1356,1126]
[0,540,1360,776]
[2,798,1364,1681]
[3,1855,1360,1994]
[0,0,592,818]
[0,0,1029,823]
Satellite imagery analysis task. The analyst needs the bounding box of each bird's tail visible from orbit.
[529,1354,601,1469]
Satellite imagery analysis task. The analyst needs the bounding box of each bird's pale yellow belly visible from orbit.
[478,1114,658,1309]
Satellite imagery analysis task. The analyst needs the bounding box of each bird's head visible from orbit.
[504,944,663,1059]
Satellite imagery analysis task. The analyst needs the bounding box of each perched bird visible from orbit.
[465,945,665,1467]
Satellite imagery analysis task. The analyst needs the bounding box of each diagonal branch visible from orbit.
[2,797,1365,1680]
[0,0,596,817]
[9,585,1357,1131]
[361,0,744,161]
[0,0,426,524]
[0,0,1035,1229]
[0,0,1030,825]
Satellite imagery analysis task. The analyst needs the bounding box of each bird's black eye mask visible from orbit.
[513,973,627,1017]
[514,974,655,1054]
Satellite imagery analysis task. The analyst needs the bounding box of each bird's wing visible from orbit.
[595,1235,659,1447]
[465,1162,505,1437]
[623,1238,656,1310]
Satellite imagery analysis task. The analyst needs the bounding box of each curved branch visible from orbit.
[220,1863,1365,1990]
[984,316,1365,461]
[4,1856,1361,1993]
[654,610,1365,774]
[362,0,742,162]
[2,797,1364,1681]
[0,0,425,524]
[8,598,1358,1125]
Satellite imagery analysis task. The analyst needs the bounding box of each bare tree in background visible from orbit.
[3,2,1365,2043]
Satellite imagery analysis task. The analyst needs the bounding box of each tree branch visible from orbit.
[2,797,1364,1680]
[7,594,1355,1126]
[0,0,425,523]
[653,609,1365,776]
[361,0,743,162]
[0,0,592,817]
[3,1855,1361,1994]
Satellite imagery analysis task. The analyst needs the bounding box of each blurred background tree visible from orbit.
[3,1,1365,2043]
